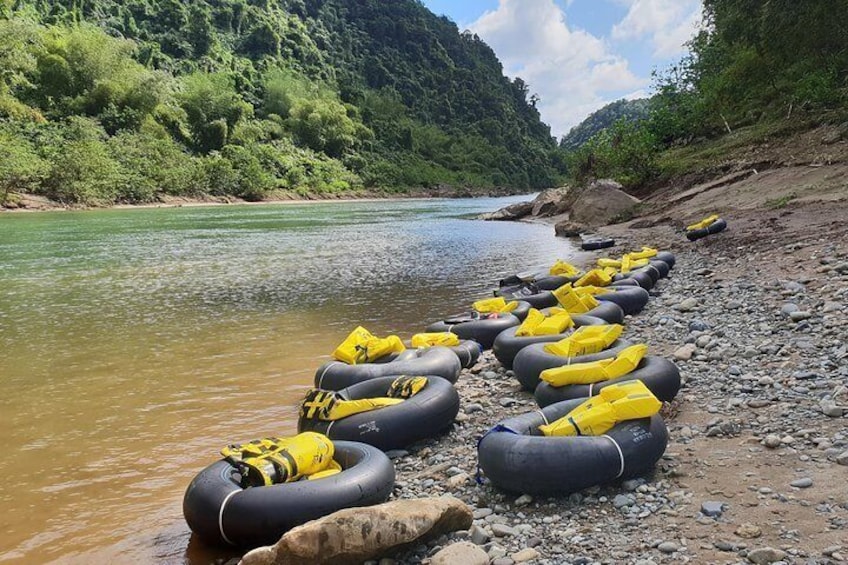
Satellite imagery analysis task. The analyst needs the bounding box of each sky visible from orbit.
[420,0,703,138]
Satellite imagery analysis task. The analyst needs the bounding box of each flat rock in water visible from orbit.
[478,201,533,222]
[239,497,472,565]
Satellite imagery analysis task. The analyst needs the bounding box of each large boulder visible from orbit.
[554,219,588,237]
[530,186,570,217]
[239,497,473,565]
[478,200,533,221]
[569,179,640,226]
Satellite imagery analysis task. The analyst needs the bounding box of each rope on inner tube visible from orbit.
[218,489,240,546]
[602,434,626,478]
[317,361,341,388]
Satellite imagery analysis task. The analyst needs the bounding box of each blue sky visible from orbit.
[421,0,703,138]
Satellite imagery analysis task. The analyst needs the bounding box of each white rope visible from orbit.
[317,361,340,388]
[537,410,549,426]
[602,434,626,478]
[218,489,240,546]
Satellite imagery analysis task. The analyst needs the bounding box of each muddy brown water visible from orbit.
[0,197,581,563]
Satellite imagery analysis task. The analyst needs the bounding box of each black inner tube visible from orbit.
[298,376,460,451]
[512,339,635,391]
[492,314,606,369]
[314,346,461,390]
[477,399,668,495]
[183,440,395,548]
[596,286,650,315]
[425,312,520,350]
[495,284,559,309]
[655,251,675,268]
[534,355,681,406]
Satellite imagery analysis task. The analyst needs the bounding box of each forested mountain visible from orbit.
[564,0,848,190]
[559,99,650,151]
[0,0,561,206]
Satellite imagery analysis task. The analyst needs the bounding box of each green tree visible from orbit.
[0,128,48,204]
[177,72,252,152]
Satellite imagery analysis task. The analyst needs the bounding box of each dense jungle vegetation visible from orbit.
[0,0,561,206]
[566,0,848,189]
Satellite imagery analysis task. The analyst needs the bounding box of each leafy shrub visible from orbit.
[0,125,48,204]
[40,119,124,204]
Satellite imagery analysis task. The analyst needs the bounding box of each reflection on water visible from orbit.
[0,197,580,564]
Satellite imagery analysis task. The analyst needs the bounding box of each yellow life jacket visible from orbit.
[625,246,658,260]
[515,308,574,337]
[597,258,621,269]
[543,324,623,357]
[549,259,581,277]
[539,344,648,386]
[299,376,428,422]
[332,326,406,364]
[553,283,600,313]
[574,285,611,296]
[473,296,519,314]
[411,332,460,348]
[574,269,613,288]
[539,380,662,436]
[306,460,342,480]
[221,432,336,486]
[299,389,403,421]
[387,375,429,398]
[686,214,720,232]
[620,255,634,274]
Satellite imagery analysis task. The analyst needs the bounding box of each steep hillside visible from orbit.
[0,0,561,207]
[559,98,650,151]
[559,0,848,198]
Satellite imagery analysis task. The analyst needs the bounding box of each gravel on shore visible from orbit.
[374,215,848,565]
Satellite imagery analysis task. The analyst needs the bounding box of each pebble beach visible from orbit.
[381,221,848,565]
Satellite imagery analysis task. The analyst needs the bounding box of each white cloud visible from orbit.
[469,0,646,136]
[612,0,702,57]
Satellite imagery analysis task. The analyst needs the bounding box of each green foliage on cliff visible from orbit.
[0,0,560,205]
[563,0,848,190]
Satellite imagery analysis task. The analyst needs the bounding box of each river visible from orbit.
[0,196,581,564]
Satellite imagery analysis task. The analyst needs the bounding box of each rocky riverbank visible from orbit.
[357,206,848,564]
[1,185,530,213]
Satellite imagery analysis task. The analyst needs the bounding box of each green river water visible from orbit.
[0,196,581,564]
